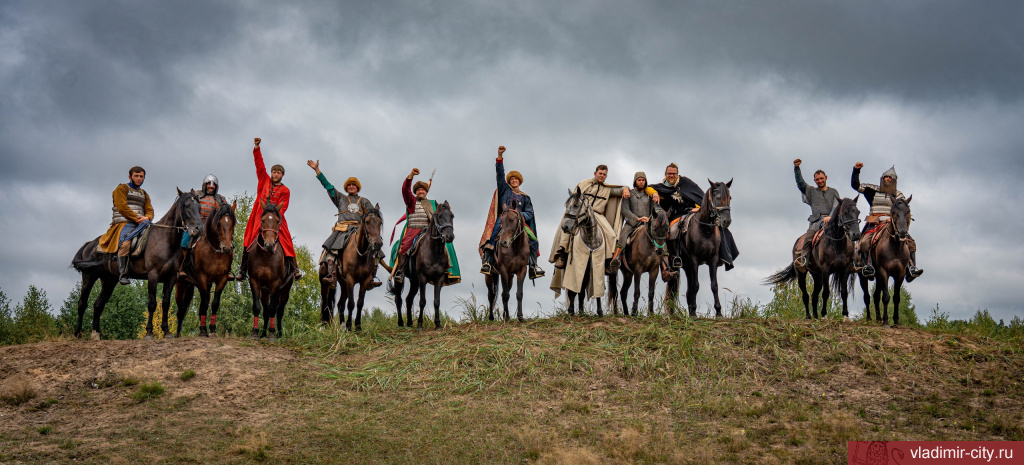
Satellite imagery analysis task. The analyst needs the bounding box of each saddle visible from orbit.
[130,229,150,257]
[333,220,359,232]
[669,212,698,240]
[863,220,889,249]
[625,226,645,246]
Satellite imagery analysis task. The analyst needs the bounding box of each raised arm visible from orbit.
[402,169,418,210]
[308,159,338,200]
[495,150,510,199]
[851,162,863,191]
[794,159,809,193]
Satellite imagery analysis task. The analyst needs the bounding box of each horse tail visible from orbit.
[763,264,797,286]
[71,239,105,272]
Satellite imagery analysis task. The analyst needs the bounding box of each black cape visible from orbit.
[651,177,705,221]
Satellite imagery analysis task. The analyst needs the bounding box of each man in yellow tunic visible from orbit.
[97,166,155,284]
[548,164,628,298]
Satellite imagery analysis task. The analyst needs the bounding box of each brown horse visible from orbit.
[485,204,530,322]
[173,200,237,337]
[389,201,455,329]
[245,203,293,340]
[611,209,669,317]
[666,179,733,317]
[858,196,914,327]
[765,198,861,319]
[332,205,385,331]
[71,189,203,340]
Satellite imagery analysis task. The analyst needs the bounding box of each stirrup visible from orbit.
[861,265,875,278]
[670,256,683,269]
[794,255,808,267]
[907,266,923,281]
[606,258,620,275]
[392,271,404,284]
[531,266,545,278]
[369,278,383,289]
[480,263,493,275]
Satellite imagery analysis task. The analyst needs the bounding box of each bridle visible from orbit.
[355,209,383,257]
[824,203,861,242]
[430,206,454,241]
[699,187,731,227]
[201,203,235,254]
[645,211,669,252]
[259,210,281,250]
[498,208,525,248]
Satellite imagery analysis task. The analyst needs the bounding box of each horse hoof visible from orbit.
[90,331,101,341]
[164,333,176,339]
[268,334,277,342]
[883,324,891,329]
[144,334,154,341]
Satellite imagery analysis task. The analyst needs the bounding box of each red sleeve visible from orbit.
[277,186,290,214]
[254,147,268,184]
[402,177,414,212]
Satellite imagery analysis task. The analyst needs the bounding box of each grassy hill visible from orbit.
[2,315,1023,464]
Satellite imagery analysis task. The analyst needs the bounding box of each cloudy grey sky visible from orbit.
[2,0,1022,321]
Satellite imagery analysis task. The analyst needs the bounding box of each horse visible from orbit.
[610,209,669,317]
[71,189,203,340]
[330,205,385,331]
[558,187,604,317]
[858,196,914,327]
[485,203,531,322]
[389,201,455,329]
[172,199,237,337]
[245,203,293,340]
[666,179,733,317]
[764,198,862,319]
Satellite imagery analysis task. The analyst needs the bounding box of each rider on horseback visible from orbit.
[177,174,228,281]
[792,159,840,270]
[650,163,740,271]
[390,168,433,284]
[307,159,384,288]
[236,138,302,281]
[852,163,923,281]
[97,166,155,285]
[551,164,629,271]
[609,171,665,273]
[479,146,545,279]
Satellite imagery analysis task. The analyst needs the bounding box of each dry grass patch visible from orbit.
[0,374,38,406]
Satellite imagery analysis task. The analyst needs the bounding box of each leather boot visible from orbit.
[529,254,545,279]
[607,247,622,275]
[118,255,131,285]
[177,249,193,282]
[553,248,567,270]
[480,248,495,275]
[907,252,924,281]
[323,257,337,284]
[288,256,303,280]
[392,255,407,284]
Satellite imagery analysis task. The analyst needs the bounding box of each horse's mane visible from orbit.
[157,190,195,225]
[263,203,282,217]
[210,200,236,227]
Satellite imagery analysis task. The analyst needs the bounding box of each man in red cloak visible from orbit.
[236,137,301,279]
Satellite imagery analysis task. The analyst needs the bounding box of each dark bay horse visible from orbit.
[485,203,530,322]
[331,205,384,331]
[611,209,669,317]
[859,196,914,327]
[666,179,733,317]
[71,189,202,340]
[389,201,455,329]
[246,204,293,340]
[559,187,604,317]
[173,200,237,337]
[765,198,861,319]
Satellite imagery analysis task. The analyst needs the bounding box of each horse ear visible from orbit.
[374,202,380,210]
[726,178,733,188]
[177,187,183,196]
[231,200,237,211]
[708,178,714,188]
[443,200,450,208]
[905,195,912,204]
[575,186,581,195]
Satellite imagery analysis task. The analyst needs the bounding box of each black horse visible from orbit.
[765,198,861,319]
[389,201,456,329]
[859,196,915,327]
[666,179,733,317]
[72,189,203,340]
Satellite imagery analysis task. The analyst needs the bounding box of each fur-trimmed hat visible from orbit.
[344,177,361,193]
[506,170,523,186]
[413,181,430,194]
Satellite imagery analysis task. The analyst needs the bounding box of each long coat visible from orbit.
[548,178,624,298]
[242,147,295,257]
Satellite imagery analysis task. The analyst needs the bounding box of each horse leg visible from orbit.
[160,280,174,338]
[798,271,811,319]
[566,291,576,316]
[89,277,118,341]
[76,274,98,338]
[647,271,657,318]
[345,283,357,332]
[683,262,699,318]
[405,280,418,328]
[810,273,822,319]
[320,273,334,326]
[249,281,262,339]
[262,291,275,340]
[840,273,850,319]
[432,280,443,329]
[880,273,892,327]
[515,270,526,323]
[872,280,883,324]
[859,275,871,321]
[708,263,722,318]
[393,278,405,327]
[892,276,904,327]
[275,285,291,339]
[500,272,511,322]
[820,273,832,318]
[144,280,159,340]
[619,271,632,315]
[210,285,224,336]
[417,281,428,329]
[355,284,367,332]
[197,285,213,337]
[608,272,618,316]
[173,283,193,338]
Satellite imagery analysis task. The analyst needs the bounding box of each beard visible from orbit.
[879,177,897,195]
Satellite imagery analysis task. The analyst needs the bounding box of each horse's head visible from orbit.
[433,201,455,244]
[561,186,590,234]
[651,209,670,239]
[176,188,203,239]
[891,195,912,240]
[260,203,282,253]
[835,198,862,242]
[362,203,385,253]
[498,206,523,249]
[207,199,237,254]
[704,178,733,227]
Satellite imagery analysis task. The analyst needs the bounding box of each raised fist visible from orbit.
[793,158,801,167]
[410,168,420,177]
[254,138,261,147]
[498,146,506,156]
[854,162,864,170]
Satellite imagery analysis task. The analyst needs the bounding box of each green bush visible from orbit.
[12,286,58,344]
[0,287,13,346]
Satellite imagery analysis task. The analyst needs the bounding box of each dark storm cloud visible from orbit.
[1,0,1022,321]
